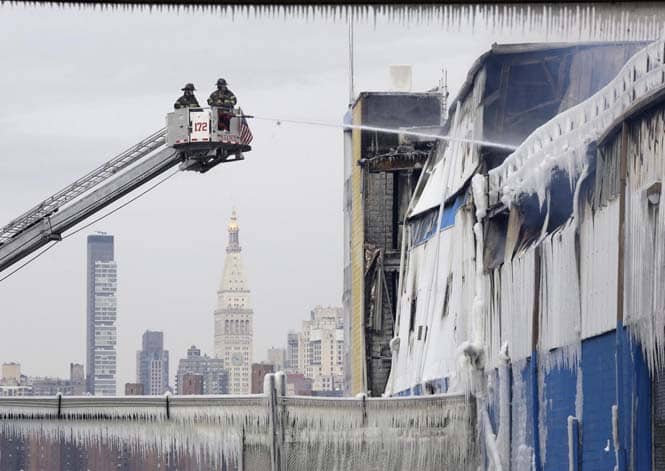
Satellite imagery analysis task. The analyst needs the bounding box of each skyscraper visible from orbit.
[86,233,117,396]
[136,330,169,395]
[214,210,253,394]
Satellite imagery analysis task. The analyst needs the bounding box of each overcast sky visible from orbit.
[0,4,556,389]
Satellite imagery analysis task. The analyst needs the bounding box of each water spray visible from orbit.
[250,116,518,151]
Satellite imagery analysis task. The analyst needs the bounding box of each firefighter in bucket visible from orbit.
[208,78,237,131]
[174,83,200,109]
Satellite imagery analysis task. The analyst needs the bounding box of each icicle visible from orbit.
[0,393,477,470]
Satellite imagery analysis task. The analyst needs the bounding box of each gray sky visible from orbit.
[0,4,542,388]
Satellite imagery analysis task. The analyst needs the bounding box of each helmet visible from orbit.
[217,78,227,86]
[181,83,196,91]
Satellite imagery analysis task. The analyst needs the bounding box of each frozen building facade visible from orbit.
[382,41,665,469]
[343,91,441,396]
[214,210,253,394]
[86,234,117,396]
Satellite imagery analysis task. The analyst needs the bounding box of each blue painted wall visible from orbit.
[541,355,577,471]
[390,328,653,470]
[618,326,652,470]
[581,332,617,470]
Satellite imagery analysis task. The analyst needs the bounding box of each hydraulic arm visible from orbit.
[0,143,180,273]
[0,106,253,275]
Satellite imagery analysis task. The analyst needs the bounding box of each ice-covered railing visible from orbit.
[281,394,475,470]
[0,394,267,423]
[0,384,475,471]
[489,39,665,208]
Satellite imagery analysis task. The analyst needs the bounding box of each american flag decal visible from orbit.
[240,116,253,145]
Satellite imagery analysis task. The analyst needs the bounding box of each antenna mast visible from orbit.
[348,13,355,106]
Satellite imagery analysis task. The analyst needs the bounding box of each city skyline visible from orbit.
[3,220,345,395]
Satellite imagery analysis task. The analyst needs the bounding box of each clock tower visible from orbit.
[214,209,253,394]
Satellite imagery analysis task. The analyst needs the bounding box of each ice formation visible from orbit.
[8,3,665,44]
[0,390,476,471]
[490,39,665,209]
[624,106,665,373]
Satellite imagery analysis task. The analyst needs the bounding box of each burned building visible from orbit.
[344,90,442,396]
[385,40,664,469]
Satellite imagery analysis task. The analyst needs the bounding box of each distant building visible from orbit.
[70,363,85,395]
[31,377,73,396]
[0,385,31,396]
[1,362,21,385]
[181,373,204,395]
[285,373,312,396]
[70,363,84,382]
[214,210,253,394]
[86,233,117,396]
[20,362,85,396]
[311,390,344,398]
[175,345,228,395]
[125,383,144,395]
[286,332,299,372]
[299,306,345,393]
[267,347,286,372]
[251,363,274,394]
[136,330,169,395]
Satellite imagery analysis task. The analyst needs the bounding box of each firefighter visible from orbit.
[207,78,237,110]
[208,78,237,131]
[174,83,200,109]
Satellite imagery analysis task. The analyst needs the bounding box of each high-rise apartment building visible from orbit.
[175,345,228,395]
[300,306,345,393]
[214,210,253,394]
[86,233,117,396]
[136,330,169,395]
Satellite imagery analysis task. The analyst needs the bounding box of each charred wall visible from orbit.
[356,92,440,396]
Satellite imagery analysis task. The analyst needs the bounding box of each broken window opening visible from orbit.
[409,297,417,333]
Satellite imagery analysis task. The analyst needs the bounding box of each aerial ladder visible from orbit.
[0,106,252,274]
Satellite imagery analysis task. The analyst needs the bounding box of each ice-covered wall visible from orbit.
[539,222,581,354]
[580,198,619,338]
[387,38,665,470]
[624,107,665,373]
[490,40,665,210]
